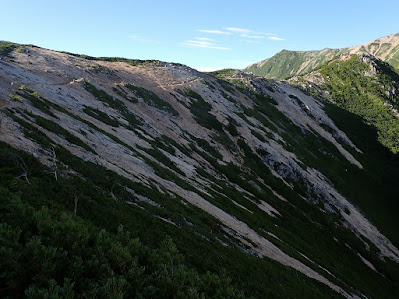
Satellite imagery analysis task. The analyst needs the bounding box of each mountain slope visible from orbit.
[246,33,399,79]
[290,54,399,152]
[1,43,399,298]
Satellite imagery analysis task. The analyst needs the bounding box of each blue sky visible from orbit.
[1,0,399,71]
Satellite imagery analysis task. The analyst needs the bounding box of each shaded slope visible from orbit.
[288,53,399,248]
[291,54,399,153]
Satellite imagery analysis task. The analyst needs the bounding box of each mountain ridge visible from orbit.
[245,33,399,79]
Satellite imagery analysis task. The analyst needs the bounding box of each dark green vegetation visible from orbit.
[319,55,399,153]
[209,69,237,77]
[16,87,58,118]
[84,81,126,111]
[0,143,241,298]
[323,102,399,249]
[179,87,222,131]
[179,87,235,149]
[84,81,142,130]
[27,112,96,154]
[0,142,346,298]
[112,86,139,104]
[0,41,17,57]
[83,106,120,127]
[125,84,179,116]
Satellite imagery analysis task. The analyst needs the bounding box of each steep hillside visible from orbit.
[1,43,399,298]
[246,33,399,79]
[290,54,399,153]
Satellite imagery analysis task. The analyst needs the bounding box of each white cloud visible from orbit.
[225,27,267,39]
[268,36,285,41]
[180,37,230,50]
[183,28,285,50]
[245,35,265,39]
[195,37,214,41]
[128,34,160,44]
[225,27,251,34]
[224,27,285,41]
[181,40,230,50]
[186,40,213,46]
[239,39,261,44]
[197,29,232,35]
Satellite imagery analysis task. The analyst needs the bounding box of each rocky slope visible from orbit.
[246,33,399,79]
[1,43,399,298]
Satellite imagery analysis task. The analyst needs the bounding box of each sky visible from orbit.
[1,0,399,71]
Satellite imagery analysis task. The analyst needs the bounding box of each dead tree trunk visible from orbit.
[47,146,58,180]
[50,146,57,181]
[74,195,79,215]
[10,152,30,184]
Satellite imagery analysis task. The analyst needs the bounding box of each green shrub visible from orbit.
[16,90,57,118]
[84,81,126,111]
[0,41,17,56]
[9,94,22,102]
[112,86,138,103]
[27,112,96,153]
[125,84,178,116]
[179,87,223,132]
[83,106,120,127]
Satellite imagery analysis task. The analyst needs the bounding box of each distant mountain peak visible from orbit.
[246,32,399,79]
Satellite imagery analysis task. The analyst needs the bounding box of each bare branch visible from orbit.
[10,152,30,184]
